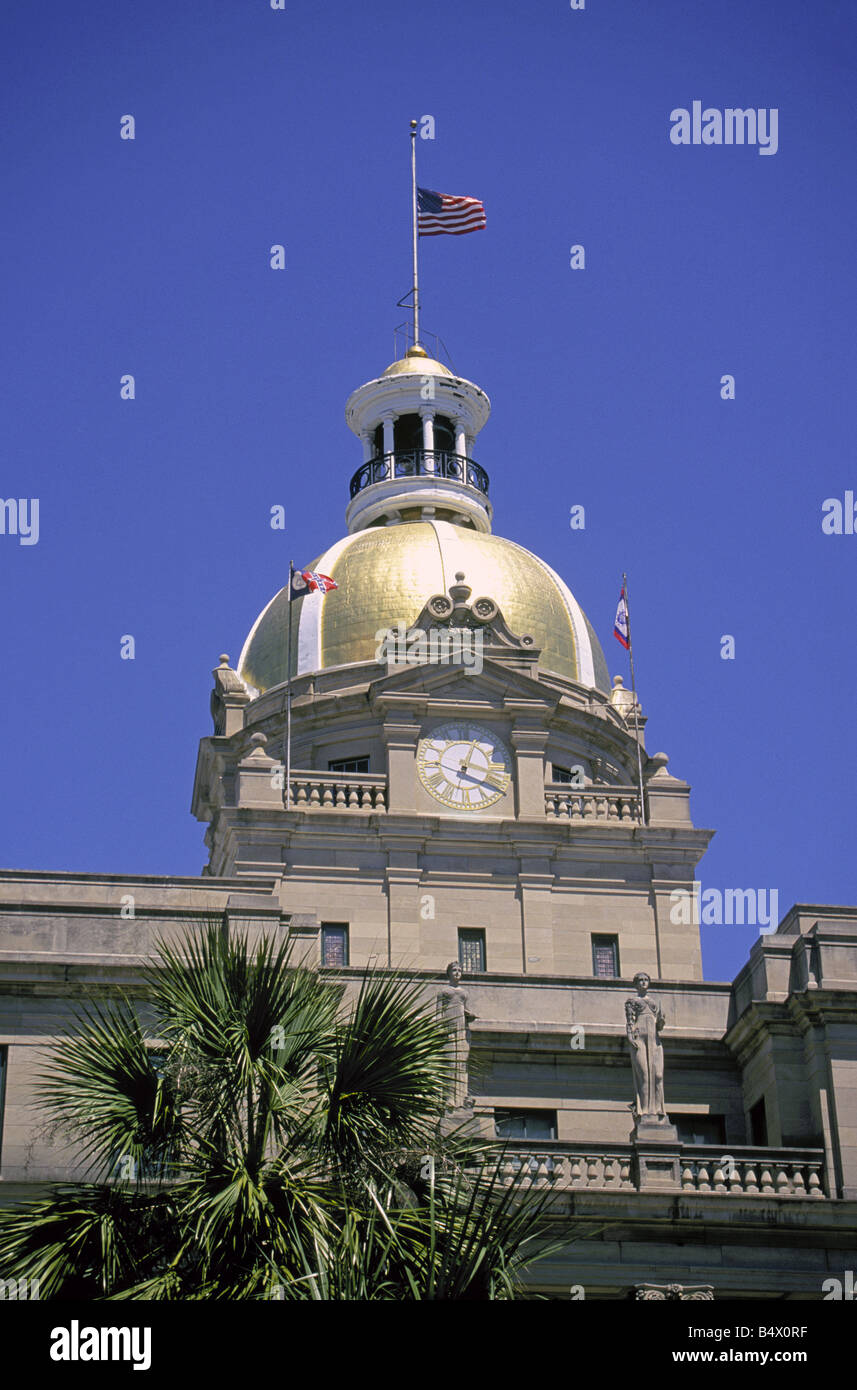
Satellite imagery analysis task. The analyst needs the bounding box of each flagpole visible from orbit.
[410,118,420,347]
[623,572,647,827]
[285,559,294,808]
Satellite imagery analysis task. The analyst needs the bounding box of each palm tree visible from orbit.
[0,922,555,1299]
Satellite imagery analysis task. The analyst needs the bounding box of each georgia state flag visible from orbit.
[289,568,338,600]
[613,588,630,649]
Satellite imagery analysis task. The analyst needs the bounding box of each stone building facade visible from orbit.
[1,344,855,1298]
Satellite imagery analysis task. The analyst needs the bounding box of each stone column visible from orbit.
[382,718,421,813]
[454,420,467,457]
[361,431,374,462]
[511,725,549,819]
[382,414,395,459]
[420,407,435,473]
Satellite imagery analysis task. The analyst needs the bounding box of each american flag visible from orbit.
[417,186,486,237]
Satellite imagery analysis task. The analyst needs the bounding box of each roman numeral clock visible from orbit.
[417,721,512,810]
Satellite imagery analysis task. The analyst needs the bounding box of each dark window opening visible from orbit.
[552,763,585,786]
[393,413,423,452]
[495,1109,557,1142]
[458,928,486,973]
[591,935,619,978]
[433,415,456,452]
[328,757,370,775]
[749,1096,768,1146]
[321,924,349,968]
[371,414,456,456]
[673,1114,727,1146]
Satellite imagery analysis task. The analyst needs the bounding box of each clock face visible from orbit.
[417,721,512,811]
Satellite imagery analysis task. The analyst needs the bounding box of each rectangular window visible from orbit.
[458,928,486,973]
[591,935,619,978]
[749,1096,768,1146]
[0,1046,6,1169]
[321,923,349,968]
[328,757,369,775]
[673,1114,727,1146]
[495,1108,557,1142]
[551,764,583,786]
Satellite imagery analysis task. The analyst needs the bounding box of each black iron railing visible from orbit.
[349,450,490,500]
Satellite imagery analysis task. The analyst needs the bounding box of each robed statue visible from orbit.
[625,972,667,1120]
[437,961,477,1108]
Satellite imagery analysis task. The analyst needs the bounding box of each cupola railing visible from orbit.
[349,449,489,501]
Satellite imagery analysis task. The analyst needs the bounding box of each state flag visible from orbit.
[613,587,630,649]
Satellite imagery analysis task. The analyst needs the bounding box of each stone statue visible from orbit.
[625,971,666,1121]
[437,961,477,1108]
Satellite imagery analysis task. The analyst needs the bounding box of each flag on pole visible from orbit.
[290,569,338,599]
[417,187,486,237]
[613,586,630,649]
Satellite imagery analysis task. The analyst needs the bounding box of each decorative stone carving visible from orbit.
[411,575,536,654]
[210,654,250,736]
[634,1283,714,1300]
[437,961,477,1109]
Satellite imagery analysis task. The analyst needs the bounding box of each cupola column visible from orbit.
[361,430,374,462]
[454,420,467,457]
[420,406,436,473]
[382,413,395,458]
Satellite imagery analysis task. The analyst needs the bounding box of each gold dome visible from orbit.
[239,521,609,695]
[381,352,454,378]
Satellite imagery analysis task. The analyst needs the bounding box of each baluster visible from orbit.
[321,783,334,807]
[759,1166,774,1194]
[681,1164,695,1191]
[775,1165,790,1195]
[743,1165,758,1193]
[308,781,321,807]
[697,1164,711,1192]
[808,1168,823,1198]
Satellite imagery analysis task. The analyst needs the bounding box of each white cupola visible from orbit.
[344,344,492,534]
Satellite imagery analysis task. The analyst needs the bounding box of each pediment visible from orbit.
[368,653,559,716]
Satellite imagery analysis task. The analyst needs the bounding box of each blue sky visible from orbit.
[1,0,854,982]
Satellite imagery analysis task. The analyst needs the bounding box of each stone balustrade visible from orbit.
[497,1142,826,1198]
[545,787,641,822]
[286,772,387,811]
[499,1144,634,1191]
[678,1146,825,1198]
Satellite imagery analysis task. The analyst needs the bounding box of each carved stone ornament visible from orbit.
[412,575,536,652]
[634,1283,714,1301]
